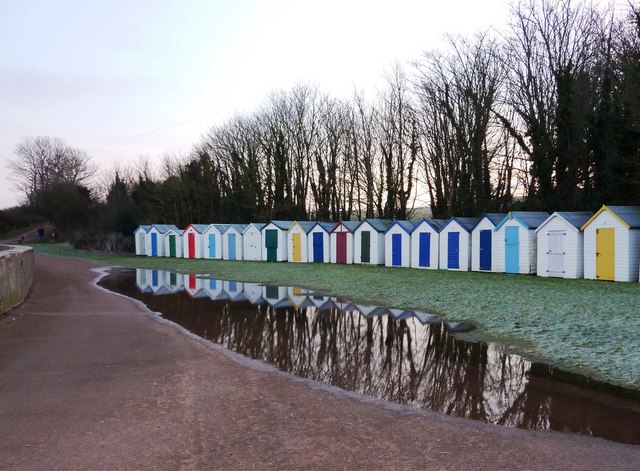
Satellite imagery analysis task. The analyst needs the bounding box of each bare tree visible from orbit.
[8,136,96,205]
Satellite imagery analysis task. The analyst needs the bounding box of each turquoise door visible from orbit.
[228,233,236,260]
[448,232,460,269]
[505,226,519,273]
[209,234,216,258]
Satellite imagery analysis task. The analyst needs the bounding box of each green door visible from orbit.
[361,231,370,263]
[265,229,278,261]
[169,235,176,257]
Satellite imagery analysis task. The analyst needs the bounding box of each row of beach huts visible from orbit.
[134,205,640,282]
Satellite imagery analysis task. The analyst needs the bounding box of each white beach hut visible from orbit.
[159,225,183,258]
[243,282,265,305]
[222,224,247,261]
[330,221,359,264]
[354,219,392,265]
[581,205,640,282]
[202,224,227,260]
[145,225,165,257]
[134,225,151,256]
[242,223,266,261]
[439,217,480,271]
[409,219,447,270]
[308,222,334,263]
[287,221,316,263]
[471,214,506,272]
[384,221,416,268]
[224,280,245,301]
[493,212,550,275]
[182,224,209,259]
[535,211,592,279]
[262,221,292,262]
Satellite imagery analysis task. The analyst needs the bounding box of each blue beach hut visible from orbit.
[410,218,447,269]
[471,214,506,272]
[439,217,480,271]
[384,220,416,267]
[494,212,550,274]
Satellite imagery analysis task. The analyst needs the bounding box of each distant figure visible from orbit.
[37,227,45,242]
[51,227,60,242]
[16,235,24,244]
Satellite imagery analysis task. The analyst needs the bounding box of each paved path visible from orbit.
[1,255,639,470]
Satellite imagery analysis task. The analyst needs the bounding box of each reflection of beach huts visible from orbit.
[224,280,245,301]
[135,268,154,292]
[262,221,292,262]
[202,224,227,260]
[384,220,416,268]
[471,214,505,272]
[439,217,480,271]
[203,277,228,300]
[535,212,592,279]
[222,224,247,261]
[330,221,359,264]
[287,286,313,309]
[354,219,392,265]
[410,219,446,270]
[581,205,640,282]
[134,225,151,256]
[243,282,265,304]
[243,223,265,261]
[182,224,209,259]
[309,295,334,311]
[162,271,184,292]
[262,285,291,308]
[287,221,316,263]
[308,222,334,263]
[494,212,549,274]
[184,274,208,298]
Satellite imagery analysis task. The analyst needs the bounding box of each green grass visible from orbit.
[30,242,640,390]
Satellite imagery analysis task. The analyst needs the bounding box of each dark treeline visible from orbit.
[4,0,640,245]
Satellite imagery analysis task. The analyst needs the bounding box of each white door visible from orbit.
[547,231,565,277]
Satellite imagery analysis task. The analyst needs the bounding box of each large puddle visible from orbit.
[99,268,640,445]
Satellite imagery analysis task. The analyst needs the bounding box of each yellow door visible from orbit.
[293,233,301,262]
[596,228,615,281]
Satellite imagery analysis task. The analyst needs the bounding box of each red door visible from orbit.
[188,233,195,258]
[189,274,196,290]
[336,232,347,264]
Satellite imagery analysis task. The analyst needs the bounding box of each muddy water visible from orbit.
[99,268,640,445]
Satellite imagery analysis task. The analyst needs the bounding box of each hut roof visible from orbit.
[357,219,393,233]
[385,220,416,234]
[473,213,507,229]
[537,211,593,232]
[243,222,266,233]
[447,217,481,232]
[495,212,550,231]
[310,221,336,233]
[134,225,152,234]
[332,221,360,233]
[184,224,209,234]
[268,220,294,231]
[223,224,248,234]
[582,205,640,230]
[289,221,317,233]
[151,224,181,234]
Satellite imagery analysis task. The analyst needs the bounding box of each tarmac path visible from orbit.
[1,254,639,470]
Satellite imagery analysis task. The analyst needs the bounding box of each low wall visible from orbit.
[0,245,35,315]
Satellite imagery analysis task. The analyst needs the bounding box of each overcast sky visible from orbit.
[0,0,511,209]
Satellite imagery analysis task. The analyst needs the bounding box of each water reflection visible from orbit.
[102,268,640,445]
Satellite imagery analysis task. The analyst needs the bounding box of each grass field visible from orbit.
[29,242,640,390]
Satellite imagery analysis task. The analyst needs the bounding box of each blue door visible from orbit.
[313,232,324,262]
[448,232,460,269]
[392,233,402,266]
[151,233,158,256]
[418,232,430,267]
[151,270,159,287]
[209,234,216,258]
[479,230,492,271]
[228,233,236,260]
[505,226,519,273]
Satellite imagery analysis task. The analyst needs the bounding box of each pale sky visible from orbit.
[0,0,509,209]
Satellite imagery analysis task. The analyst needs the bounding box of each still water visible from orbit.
[99,268,640,445]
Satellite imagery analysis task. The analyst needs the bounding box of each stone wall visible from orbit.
[0,245,35,315]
